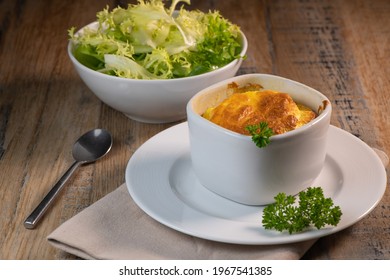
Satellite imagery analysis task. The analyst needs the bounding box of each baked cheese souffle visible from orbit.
[202,82,316,135]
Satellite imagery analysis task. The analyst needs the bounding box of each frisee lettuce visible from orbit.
[69,0,244,79]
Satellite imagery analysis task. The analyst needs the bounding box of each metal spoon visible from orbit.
[24,128,113,229]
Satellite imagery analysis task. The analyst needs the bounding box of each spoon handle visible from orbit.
[24,161,82,229]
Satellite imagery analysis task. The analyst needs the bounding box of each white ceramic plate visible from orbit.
[125,123,387,245]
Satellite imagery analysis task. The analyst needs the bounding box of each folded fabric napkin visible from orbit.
[47,148,388,260]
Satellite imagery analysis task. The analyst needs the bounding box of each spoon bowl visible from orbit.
[24,129,113,229]
[72,129,113,163]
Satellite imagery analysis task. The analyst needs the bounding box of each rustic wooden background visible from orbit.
[1,0,389,259]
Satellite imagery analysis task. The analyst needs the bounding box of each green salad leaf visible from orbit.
[69,0,244,79]
[262,187,342,234]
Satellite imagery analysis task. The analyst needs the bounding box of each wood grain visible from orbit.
[0,0,389,259]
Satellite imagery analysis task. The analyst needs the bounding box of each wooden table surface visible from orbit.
[1,0,389,260]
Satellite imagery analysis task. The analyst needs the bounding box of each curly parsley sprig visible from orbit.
[262,187,342,234]
[245,122,274,148]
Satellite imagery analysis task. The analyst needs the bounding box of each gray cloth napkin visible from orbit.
[47,148,388,260]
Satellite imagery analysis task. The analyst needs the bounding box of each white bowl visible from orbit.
[186,74,332,205]
[68,22,247,123]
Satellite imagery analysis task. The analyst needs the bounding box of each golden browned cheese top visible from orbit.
[203,90,316,135]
